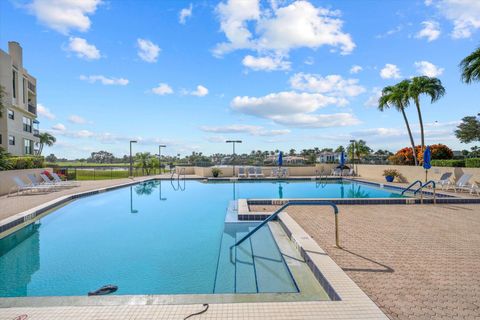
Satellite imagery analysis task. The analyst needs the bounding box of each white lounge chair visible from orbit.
[255,167,264,178]
[238,167,247,178]
[445,173,473,193]
[280,167,288,178]
[40,173,75,188]
[434,172,452,189]
[51,172,79,186]
[332,168,341,176]
[247,167,257,178]
[9,176,53,196]
[271,167,279,177]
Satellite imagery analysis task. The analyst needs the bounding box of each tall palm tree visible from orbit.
[37,132,56,155]
[460,45,480,84]
[409,76,446,152]
[379,80,418,166]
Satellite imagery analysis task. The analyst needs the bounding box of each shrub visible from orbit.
[0,147,13,170]
[211,167,222,177]
[466,158,480,168]
[430,159,465,167]
[8,156,45,170]
[383,169,400,177]
[389,144,453,165]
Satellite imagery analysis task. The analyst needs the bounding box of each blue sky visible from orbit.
[1,0,479,158]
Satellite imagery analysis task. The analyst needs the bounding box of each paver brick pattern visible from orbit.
[251,204,480,320]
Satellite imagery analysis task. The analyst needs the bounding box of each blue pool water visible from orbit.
[0,179,401,297]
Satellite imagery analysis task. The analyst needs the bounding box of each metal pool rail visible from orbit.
[414,180,437,204]
[401,180,422,195]
[233,200,340,248]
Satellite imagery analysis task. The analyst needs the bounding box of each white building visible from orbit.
[317,151,347,163]
[0,41,39,156]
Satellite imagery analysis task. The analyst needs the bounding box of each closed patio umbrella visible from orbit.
[278,151,283,167]
[423,146,431,182]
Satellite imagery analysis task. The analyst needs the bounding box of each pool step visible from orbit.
[213,225,236,293]
[234,230,257,293]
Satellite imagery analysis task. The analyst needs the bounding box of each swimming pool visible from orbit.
[0,179,402,297]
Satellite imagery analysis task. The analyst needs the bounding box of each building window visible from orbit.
[8,109,14,120]
[24,139,32,154]
[9,135,15,146]
[12,70,17,99]
[23,117,32,133]
[23,77,26,103]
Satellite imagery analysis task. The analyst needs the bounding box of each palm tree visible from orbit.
[379,80,419,166]
[460,45,480,84]
[408,76,445,152]
[37,132,56,155]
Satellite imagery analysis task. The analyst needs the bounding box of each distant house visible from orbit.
[283,156,306,165]
[317,151,346,163]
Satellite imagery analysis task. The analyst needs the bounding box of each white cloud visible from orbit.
[415,20,441,42]
[200,124,290,136]
[351,127,403,138]
[414,61,444,77]
[179,4,193,24]
[190,85,209,97]
[375,25,403,39]
[75,130,95,138]
[137,38,160,63]
[289,73,365,99]
[350,65,363,74]
[79,75,129,86]
[25,0,102,34]
[207,135,227,143]
[151,83,173,95]
[364,87,382,108]
[51,123,66,132]
[430,0,480,38]
[380,64,401,79]
[214,0,355,62]
[242,55,290,71]
[37,103,55,120]
[231,91,359,128]
[68,115,88,124]
[66,37,100,60]
[304,57,314,65]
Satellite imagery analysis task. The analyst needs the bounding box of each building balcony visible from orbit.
[28,103,37,115]
[28,81,36,93]
[33,129,40,137]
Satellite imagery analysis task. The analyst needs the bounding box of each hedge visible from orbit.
[430,159,465,167]
[6,156,44,170]
[466,158,480,168]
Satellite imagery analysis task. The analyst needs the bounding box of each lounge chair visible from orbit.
[9,176,53,196]
[342,169,350,176]
[280,167,288,178]
[247,167,257,178]
[238,167,247,178]
[434,172,452,189]
[40,173,75,188]
[255,167,264,178]
[271,167,279,177]
[332,168,341,176]
[445,173,473,193]
[51,172,79,186]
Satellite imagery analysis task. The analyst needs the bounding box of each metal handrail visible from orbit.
[233,200,340,248]
[414,180,436,204]
[400,180,422,195]
[170,167,186,180]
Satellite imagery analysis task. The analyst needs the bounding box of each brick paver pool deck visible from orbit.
[251,204,480,319]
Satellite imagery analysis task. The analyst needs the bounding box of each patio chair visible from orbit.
[9,176,53,196]
[342,169,350,176]
[280,168,289,178]
[255,167,264,178]
[51,172,79,186]
[40,173,75,188]
[237,167,247,178]
[445,173,473,193]
[271,167,279,177]
[434,172,452,189]
[332,168,341,176]
[247,167,257,178]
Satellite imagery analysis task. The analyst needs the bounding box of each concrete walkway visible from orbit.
[250,203,480,319]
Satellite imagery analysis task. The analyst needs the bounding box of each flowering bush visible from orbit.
[388,144,453,165]
[42,170,53,180]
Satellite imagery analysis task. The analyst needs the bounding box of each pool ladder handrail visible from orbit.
[233,200,340,248]
[170,167,186,180]
[400,180,422,196]
[413,180,436,204]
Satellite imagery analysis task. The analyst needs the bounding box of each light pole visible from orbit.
[158,145,166,174]
[349,140,356,174]
[129,140,137,177]
[226,140,242,177]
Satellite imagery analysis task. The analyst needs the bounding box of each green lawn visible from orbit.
[47,162,130,167]
[59,168,170,180]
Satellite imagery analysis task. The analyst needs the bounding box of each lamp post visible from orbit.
[158,145,166,174]
[349,140,356,174]
[129,140,137,177]
[226,140,242,177]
